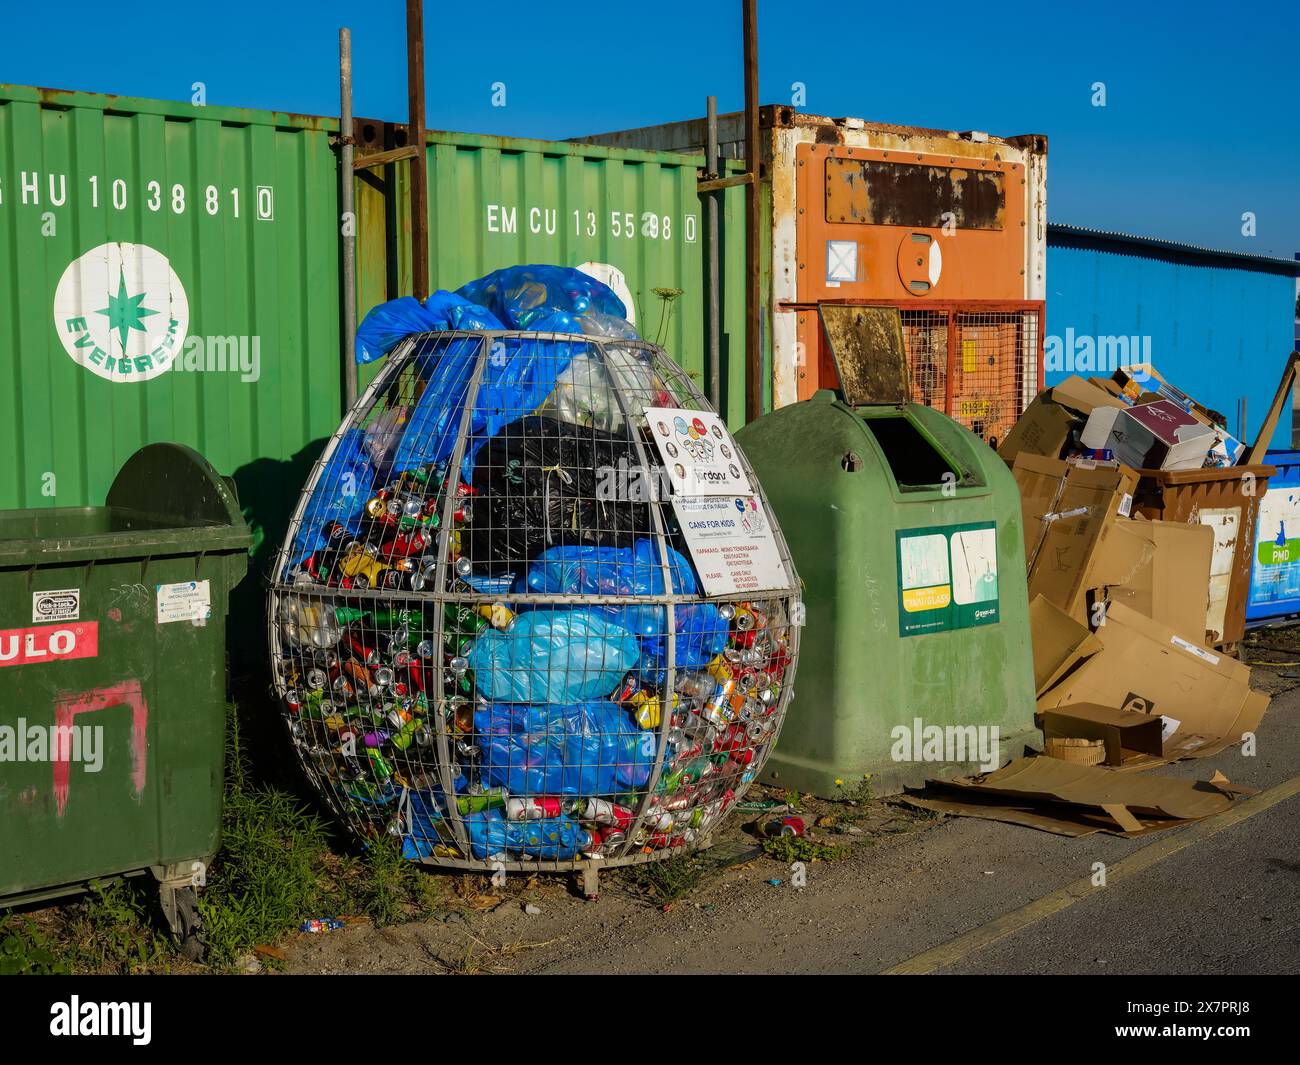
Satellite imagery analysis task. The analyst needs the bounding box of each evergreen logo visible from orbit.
[52,241,189,382]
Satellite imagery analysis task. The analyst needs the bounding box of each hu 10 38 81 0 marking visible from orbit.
[0,171,274,220]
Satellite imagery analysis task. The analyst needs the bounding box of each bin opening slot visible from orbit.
[818,304,910,408]
[862,415,960,489]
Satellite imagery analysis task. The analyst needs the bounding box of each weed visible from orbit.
[761,835,851,864]
[354,837,443,927]
[198,782,337,966]
[66,879,168,974]
[196,704,339,965]
[833,773,875,806]
[0,916,70,975]
[441,931,564,975]
[623,854,710,904]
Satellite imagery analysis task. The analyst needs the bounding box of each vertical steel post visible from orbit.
[339,28,358,410]
[406,0,430,301]
[742,0,761,423]
[705,95,721,412]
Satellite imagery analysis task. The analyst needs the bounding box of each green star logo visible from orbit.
[96,269,159,350]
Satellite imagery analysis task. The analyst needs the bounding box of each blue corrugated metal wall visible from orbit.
[1045,227,1298,449]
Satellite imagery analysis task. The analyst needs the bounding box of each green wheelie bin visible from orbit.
[0,444,250,957]
[735,307,1038,796]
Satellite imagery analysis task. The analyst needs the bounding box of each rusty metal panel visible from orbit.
[816,304,909,406]
[1132,465,1276,648]
[578,109,1048,415]
[825,156,1006,231]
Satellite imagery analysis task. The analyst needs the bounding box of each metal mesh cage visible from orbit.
[898,305,1043,447]
[268,331,800,875]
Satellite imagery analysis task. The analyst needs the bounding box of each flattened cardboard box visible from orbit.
[1013,454,1139,622]
[1029,594,1102,696]
[907,756,1241,837]
[1036,601,1268,760]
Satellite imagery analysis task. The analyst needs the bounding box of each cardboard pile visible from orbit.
[1003,364,1272,774]
[903,358,1298,837]
[1000,365,1242,471]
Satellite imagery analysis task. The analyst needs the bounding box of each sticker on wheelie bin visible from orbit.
[156,580,212,624]
[896,521,999,636]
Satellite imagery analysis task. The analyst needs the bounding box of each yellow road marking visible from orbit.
[881,773,1300,975]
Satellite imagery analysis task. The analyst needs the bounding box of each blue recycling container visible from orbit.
[1247,449,1300,624]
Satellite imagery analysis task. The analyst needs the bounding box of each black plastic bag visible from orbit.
[465,416,654,575]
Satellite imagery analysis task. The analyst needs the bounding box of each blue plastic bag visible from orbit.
[458,265,632,332]
[353,266,645,476]
[285,428,375,574]
[636,601,730,683]
[387,333,587,480]
[465,809,591,860]
[399,789,448,860]
[521,542,728,676]
[355,291,502,364]
[384,336,481,477]
[467,609,640,703]
[474,701,656,795]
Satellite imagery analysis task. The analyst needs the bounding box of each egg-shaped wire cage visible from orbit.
[268,330,800,883]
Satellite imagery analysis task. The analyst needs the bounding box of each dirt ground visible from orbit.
[277,791,930,975]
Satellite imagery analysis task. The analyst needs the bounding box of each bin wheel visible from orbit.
[170,885,206,962]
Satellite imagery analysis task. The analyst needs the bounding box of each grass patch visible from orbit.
[761,835,852,864]
[198,784,338,967]
[349,837,444,928]
[65,879,172,974]
[622,854,712,904]
[195,701,341,967]
[10,697,453,973]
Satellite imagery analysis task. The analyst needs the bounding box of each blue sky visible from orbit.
[2,0,1295,257]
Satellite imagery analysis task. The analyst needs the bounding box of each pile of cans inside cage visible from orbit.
[277,446,794,866]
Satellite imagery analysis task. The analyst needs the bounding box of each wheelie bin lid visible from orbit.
[0,443,252,566]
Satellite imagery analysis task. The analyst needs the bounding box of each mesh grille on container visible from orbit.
[899,307,1042,446]
[267,331,800,873]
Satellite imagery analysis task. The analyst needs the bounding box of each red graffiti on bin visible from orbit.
[53,679,149,817]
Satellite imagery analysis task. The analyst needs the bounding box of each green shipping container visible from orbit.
[352,121,752,424]
[0,85,751,657]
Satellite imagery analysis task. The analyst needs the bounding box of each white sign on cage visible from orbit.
[672,495,790,597]
[643,406,753,497]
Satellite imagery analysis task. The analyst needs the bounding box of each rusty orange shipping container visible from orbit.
[579,107,1048,444]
